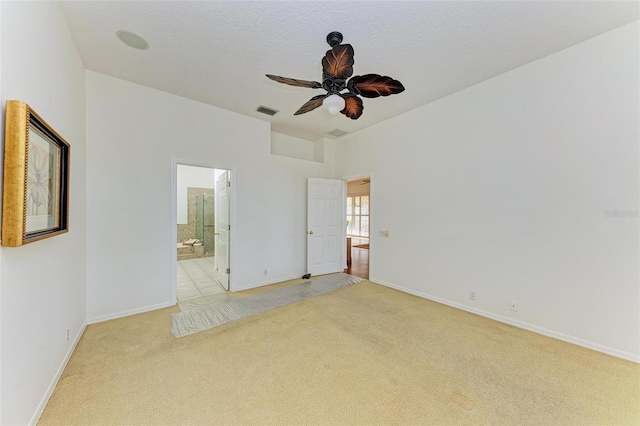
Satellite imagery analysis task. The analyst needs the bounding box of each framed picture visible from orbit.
[2,100,70,247]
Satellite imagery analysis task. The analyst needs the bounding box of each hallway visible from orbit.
[345,237,369,280]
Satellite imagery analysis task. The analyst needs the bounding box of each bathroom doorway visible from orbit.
[173,162,232,303]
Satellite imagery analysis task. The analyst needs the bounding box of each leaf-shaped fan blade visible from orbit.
[347,74,405,98]
[294,94,327,115]
[340,94,363,120]
[321,44,355,79]
[266,74,322,89]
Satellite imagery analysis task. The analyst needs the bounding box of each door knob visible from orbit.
[308,231,313,235]
[214,232,220,236]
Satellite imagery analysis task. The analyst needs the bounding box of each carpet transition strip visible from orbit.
[171,273,364,338]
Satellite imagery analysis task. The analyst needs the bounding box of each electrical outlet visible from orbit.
[263,269,268,276]
[510,300,519,312]
[468,290,476,300]
[66,328,70,342]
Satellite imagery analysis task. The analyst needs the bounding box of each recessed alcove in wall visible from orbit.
[270,132,326,162]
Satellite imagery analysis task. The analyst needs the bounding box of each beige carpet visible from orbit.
[39,281,639,425]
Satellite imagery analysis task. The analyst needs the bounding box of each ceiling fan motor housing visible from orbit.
[322,73,347,95]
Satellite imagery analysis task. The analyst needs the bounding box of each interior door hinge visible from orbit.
[226,268,230,274]
[227,224,231,231]
[228,181,231,187]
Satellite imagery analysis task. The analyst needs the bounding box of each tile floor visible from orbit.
[177,257,227,301]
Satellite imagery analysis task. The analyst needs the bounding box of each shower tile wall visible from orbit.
[177,187,215,257]
[177,224,190,243]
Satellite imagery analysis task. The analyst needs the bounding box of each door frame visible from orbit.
[342,172,373,274]
[214,170,231,290]
[171,158,236,304]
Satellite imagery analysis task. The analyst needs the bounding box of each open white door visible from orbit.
[307,178,345,276]
[215,170,230,290]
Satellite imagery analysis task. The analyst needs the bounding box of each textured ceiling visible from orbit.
[60,1,639,141]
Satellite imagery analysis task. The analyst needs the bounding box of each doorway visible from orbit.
[173,162,232,304]
[344,177,370,280]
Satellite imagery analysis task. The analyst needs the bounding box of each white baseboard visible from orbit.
[29,322,87,426]
[87,301,174,324]
[232,274,303,292]
[373,278,640,364]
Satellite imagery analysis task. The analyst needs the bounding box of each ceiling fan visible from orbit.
[266,32,405,120]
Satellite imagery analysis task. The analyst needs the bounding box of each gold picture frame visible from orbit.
[1,101,70,247]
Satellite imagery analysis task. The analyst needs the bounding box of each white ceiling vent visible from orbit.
[256,106,278,116]
[328,129,348,137]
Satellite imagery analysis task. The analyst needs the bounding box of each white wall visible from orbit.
[0,2,87,424]
[176,165,216,224]
[336,22,640,361]
[313,137,326,163]
[271,132,315,161]
[86,71,335,321]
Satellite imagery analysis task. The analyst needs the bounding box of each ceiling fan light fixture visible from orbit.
[323,94,345,115]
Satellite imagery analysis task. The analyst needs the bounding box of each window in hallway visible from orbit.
[346,195,369,237]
